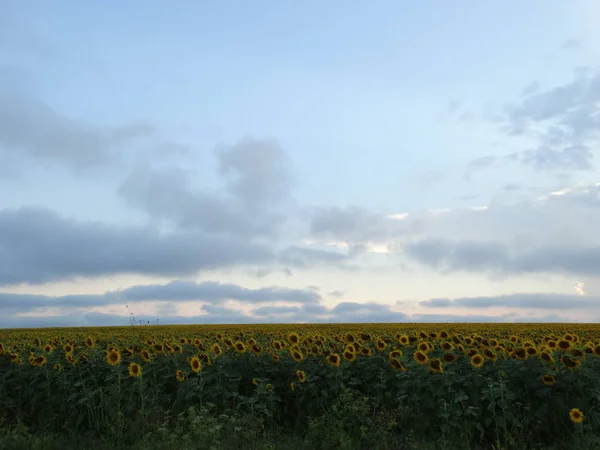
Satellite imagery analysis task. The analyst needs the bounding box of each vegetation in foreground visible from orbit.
[1,323,600,449]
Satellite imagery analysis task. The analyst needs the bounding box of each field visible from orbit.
[2,323,600,450]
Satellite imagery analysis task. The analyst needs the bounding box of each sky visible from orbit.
[2,1,600,328]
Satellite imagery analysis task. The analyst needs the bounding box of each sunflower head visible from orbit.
[106,349,121,366]
[210,343,223,356]
[327,353,341,367]
[390,357,407,372]
[541,374,556,386]
[560,354,581,370]
[234,341,247,354]
[296,369,307,383]
[342,349,357,362]
[470,354,484,368]
[442,352,458,363]
[128,362,142,377]
[428,358,443,374]
[176,370,185,382]
[569,408,584,424]
[413,351,428,365]
[190,356,202,373]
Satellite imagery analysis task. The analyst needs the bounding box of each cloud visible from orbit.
[418,293,600,310]
[404,238,600,277]
[120,280,321,304]
[0,207,273,285]
[119,138,294,239]
[0,91,153,170]
[463,155,496,180]
[502,68,600,171]
[0,205,356,286]
[329,290,345,298]
[0,280,321,315]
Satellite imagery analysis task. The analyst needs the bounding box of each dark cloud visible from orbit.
[0,280,321,314]
[419,293,600,310]
[121,280,321,304]
[405,237,600,277]
[0,91,153,170]
[329,290,345,298]
[0,207,273,285]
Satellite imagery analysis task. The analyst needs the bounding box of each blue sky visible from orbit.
[2,1,600,327]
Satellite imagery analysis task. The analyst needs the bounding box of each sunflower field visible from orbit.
[2,323,600,449]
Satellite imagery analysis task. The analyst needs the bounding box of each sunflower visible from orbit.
[541,351,554,363]
[106,349,121,366]
[514,348,528,360]
[327,353,341,367]
[128,362,142,377]
[43,344,53,353]
[442,352,458,363]
[413,351,428,365]
[560,354,581,370]
[345,333,355,343]
[266,383,274,393]
[389,349,403,359]
[376,339,387,351]
[296,369,307,383]
[35,355,47,366]
[390,357,407,372]
[441,342,454,351]
[398,335,409,345]
[190,356,202,373]
[252,378,260,387]
[251,344,263,355]
[290,382,296,392]
[288,332,300,345]
[342,348,357,362]
[569,408,584,424]
[470,354,484,368]
[360,347,372,356]
[526,346,538,356]
[272,354,280,363]
[63,343,74,354]
[291,348,304,363]
[483,348,497,361]
[593,345,600,357]
[428,358,443,374]
[541,374,556,386]
[417,342,430,353]
[176,370,185,382]
[571,349,585,359]
[53,363,63,373]
[557,340,572,351]
[210,343,222,356]
[234,341,247,354]
[140,350,152,363]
